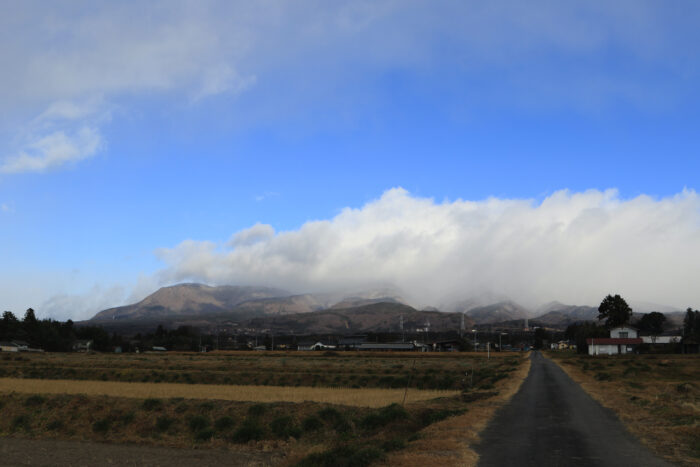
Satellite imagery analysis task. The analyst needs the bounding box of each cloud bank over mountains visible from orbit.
[155,188,700,310]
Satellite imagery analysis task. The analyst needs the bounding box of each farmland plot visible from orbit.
[0,351,528,466]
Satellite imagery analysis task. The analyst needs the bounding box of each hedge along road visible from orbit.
[476,351,671,467]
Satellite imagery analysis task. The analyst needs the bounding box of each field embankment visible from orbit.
[549,352,700,466]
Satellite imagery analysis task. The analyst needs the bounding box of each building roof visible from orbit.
[586,338,643,345]
[358,343,415,350]
[339,337,367,345]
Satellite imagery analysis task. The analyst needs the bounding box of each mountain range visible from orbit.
[87,283,683,334]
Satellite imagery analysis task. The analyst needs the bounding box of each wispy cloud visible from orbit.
[1,127,102,174]
[155,188,700,310]
[254,191,279,202]
[1,1,698,175]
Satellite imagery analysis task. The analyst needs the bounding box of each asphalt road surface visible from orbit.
[476,351,672,467]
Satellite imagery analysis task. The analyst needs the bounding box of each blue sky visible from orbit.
[1,1,699,319]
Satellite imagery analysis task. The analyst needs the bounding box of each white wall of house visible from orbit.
[641,336,680,344]
[610,327,638,338]
[588,344,635,355]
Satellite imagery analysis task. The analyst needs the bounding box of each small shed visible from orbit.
[0,341,19,352]
[297,341,336,351]
[73,339,93,352]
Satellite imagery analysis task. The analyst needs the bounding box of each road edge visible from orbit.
[547,353,685,466]
[380,352,532,467]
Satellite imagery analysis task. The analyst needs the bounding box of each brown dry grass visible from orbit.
[549,352,700,467]
[0,351,516,391]
[379,352,532,467]
[0,377,457,407]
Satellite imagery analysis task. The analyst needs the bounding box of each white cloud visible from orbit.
[192,64,257,102]
[0,1,697,174]
[1,203,13,213]
[155,188,700,310]
[229,223,276,247]
[40,284,127,321]
[254,192,279,202]
[1,126,102,174]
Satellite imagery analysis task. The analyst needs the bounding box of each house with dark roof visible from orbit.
[587,326,642,355]
[338,335,367,350]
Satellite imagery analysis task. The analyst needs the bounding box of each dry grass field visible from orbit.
[549,352,700,467]
[0,351,510,390]
[0,378,457,407]
[0,350,529,466]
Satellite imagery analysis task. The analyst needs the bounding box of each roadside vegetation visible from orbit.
[549,352,700,467]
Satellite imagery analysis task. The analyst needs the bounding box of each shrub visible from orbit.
[381,438,406,452]
[141,398,163,411]
[24,395,46,407]
[46,420,64,431]
[248,403,267,417]
[302,415,323,432]
[594,372,612,381]
[120,411,136,425]
[92,418,111,433]
[271,415,301,439]
[199,401,215,411]
[188,415,210,432]
[12,415,30,431]
[232,419,264,443]
[195,428,215,441]
[155,416,174,432]
[360,404,408,430]
[214,416,235,432]
[296,445,384,467]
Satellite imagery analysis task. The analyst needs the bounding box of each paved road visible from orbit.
[476,352,672,467]
[0,437,280,466]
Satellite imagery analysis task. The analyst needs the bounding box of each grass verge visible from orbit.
[549,352,699,467]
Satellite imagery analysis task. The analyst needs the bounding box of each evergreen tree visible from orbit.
[597,294,633,328]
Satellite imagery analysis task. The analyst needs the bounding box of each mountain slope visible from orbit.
[533,304,598,326]
[247,302,473,334]
[91,283,290,321]
[465,301,530,324]
[231,294,327,315]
